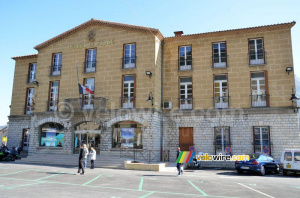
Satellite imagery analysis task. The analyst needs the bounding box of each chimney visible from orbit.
[174,31,184,37]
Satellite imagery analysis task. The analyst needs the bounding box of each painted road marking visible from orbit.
[0,181,45,190]
[34,172,63,181]
[238,183,275,198]
[140,192,155,198]
[82,174,102,186]
[0,169,33,177]
[187,180,208,196]
[138,177,143,191]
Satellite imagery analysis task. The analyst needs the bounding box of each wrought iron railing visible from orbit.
[213,96,230,108]
[49,65,62,76]
[178,58,193,71]
[83,61,96,73]
[121,96,135,109]
[64,97,108,112]
[47,100,59,112]
[250,94,269,107]
[179,98,193,110]
[212,55,228,68]
[120,149,170,163]
[248,51,266,65]
[121,57,136,69]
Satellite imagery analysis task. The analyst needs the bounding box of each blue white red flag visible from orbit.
[78,83,94,94]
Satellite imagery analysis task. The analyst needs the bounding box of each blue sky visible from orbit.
[0,0,299,126]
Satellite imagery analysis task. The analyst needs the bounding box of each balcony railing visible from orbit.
[249,51,266,65]
[24,102,35,115]
[178,58,192,71]
[47,100,59,112]
[121,57,136,69]
[213,96,230,109]
[49,65,62,76]
[83,61,96,73]
[179,98,193,110]
[26,73,36,84]
[64,97,107,112]
[212,55,228,68]
[251,94,269,107]
[121,96,135,109]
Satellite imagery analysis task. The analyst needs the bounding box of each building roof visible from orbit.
[164,21,296,42]
[34,18,164,50]
[11,54,38,60]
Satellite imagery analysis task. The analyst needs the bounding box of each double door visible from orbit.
[74,132,100,154]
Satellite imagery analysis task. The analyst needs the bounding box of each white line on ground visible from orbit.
[237,183,275,198]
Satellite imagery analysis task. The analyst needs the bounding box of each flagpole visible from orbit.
[76,61,82,109]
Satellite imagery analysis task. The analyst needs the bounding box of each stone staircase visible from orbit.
[16,153,133,169]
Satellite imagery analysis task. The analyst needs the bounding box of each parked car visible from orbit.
[281,149,300,176]
[235,154,280,176]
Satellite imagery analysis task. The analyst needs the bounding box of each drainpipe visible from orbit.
[160,40,164,161]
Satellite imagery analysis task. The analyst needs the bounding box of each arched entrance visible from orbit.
[73,122,101,154]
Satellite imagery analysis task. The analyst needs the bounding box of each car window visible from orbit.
[247,154,259,159]
[267,156,274,161]
[259,155,267,161]
[284,152,292,161]
[294,152,300,161]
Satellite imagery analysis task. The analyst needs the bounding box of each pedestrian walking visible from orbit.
[77,143,85,175]
[176,147,183,176]
[83,144,89,168]
[89,146,96,169]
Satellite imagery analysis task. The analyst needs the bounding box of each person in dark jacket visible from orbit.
[77,144,85,175]
[176,147,182,176]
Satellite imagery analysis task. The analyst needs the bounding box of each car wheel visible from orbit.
[275,165,280,174]
[237,170,243,175]
[283,170,287,176]
[259,166,266,176]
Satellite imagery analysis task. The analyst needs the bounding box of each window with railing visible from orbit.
[25,88,35,114]
[251,72,269,107]
[249,38,265,65]
[84,48,96,73]
[123,44,136,69]
[83,78,95,110]
[212,42,227,68]
[179,46,192,71]
[27,63,37,83]
[179,77,193,109]
[50,53,62,76]
[48,81,59,111]
[122,76,135,108]
[214,75,229,108]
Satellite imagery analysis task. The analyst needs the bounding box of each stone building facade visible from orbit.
[8,19,299,165]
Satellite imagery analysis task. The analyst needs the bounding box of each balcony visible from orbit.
[251,94,269,107]
[249,52,266,65]
[178,58,192,71]
[24,103,35,115]
[49,65,62,76]
[213,96,230,109]
[121,97,135,109]
[121,57,136,69]
[83,61,96,73]
[26,73,36,84]
[47,100,59,112]
[64,97,107,112]
[212,55,228,68]
[179,98,193,110]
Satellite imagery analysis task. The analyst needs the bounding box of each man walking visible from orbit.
[77,143,85,175]
[176,147,182,176]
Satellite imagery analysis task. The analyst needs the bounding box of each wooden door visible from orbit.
[179,127,193,151]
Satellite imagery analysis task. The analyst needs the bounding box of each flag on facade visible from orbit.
[78,83,94,94]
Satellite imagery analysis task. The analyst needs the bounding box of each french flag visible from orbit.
[78,83,94,94]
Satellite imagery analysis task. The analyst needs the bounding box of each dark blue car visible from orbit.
[235,154,280,176]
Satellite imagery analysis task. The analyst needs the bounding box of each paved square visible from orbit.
[0,163,299,198]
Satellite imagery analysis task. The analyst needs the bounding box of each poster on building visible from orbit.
[121,128,134,148]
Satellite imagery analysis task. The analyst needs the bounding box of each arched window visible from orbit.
[112,121,143,149]
[40,123,64,147]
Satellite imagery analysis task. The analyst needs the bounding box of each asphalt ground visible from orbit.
[0,163,299,198]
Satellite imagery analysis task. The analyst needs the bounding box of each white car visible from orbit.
[280,149,300,176]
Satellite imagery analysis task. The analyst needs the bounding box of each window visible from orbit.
[294,152,300,161]
[48,81,59,111]
[212,42,227,67]
[51,53,62,76]
[40,123,64,147]
[249,38,265,65]
[85,48,96,72]
[253,127,270,154]
[25,88,35,114]
[179,46,192,70]
[123,44,136,69]
[112,122,143,149]
[214,127,230,154]
[122,76,135,108]
[28,63,37,83]
[251,72,268,107]
[179,77,193,109]
[83,78,95,109]
[284,152,292,161]
[214,75,228,108]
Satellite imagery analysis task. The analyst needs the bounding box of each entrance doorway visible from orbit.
[74,131,100,154]
[179,127,193,151]
[22,129,30,151]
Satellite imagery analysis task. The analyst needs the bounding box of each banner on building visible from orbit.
[121,128,134,148]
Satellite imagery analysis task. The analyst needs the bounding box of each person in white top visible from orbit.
[89,146,96,169]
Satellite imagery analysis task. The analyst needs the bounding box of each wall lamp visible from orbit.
[32,81,39,86]
[146,71,152,77]
[147,92,154,106]
[286,67,293,75]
